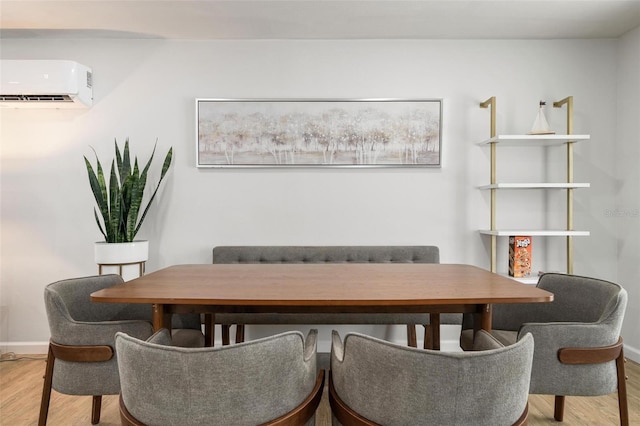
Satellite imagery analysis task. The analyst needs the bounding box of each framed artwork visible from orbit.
[196,98,442,167]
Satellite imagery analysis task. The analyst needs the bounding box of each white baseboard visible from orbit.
[1,341,49,355]
[624,343,640,364]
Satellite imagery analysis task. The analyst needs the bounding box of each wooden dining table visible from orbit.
[91,263,553,347]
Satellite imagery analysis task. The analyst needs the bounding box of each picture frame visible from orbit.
[196,98,442,168]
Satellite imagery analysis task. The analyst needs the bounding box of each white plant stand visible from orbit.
[94,241,148,281]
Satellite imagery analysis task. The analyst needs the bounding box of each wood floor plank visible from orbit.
[1,355,638,425]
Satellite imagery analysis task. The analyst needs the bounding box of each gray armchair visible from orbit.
[39,274,205,425]
[460,272,629,425]
[329,330,533,425]
[116,329,324,426]
[39,275,154,425]
[211,245,459,348]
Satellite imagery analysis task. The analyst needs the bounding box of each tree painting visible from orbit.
[197,99,441,167]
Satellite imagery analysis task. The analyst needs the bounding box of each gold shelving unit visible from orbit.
[479,96,590,280]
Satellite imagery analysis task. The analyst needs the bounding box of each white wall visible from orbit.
[0,37,634,357]
[616,26,640,361]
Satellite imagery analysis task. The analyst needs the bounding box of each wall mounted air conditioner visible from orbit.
[0,60,93,108]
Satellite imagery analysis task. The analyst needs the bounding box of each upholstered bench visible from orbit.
[211,245,460,348]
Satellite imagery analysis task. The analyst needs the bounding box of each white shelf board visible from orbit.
[479,134,590,146]
[498,274,539,285]
[479,230,590,237]
[479,183,590,190]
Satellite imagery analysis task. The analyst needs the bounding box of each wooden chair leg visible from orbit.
[554,395,565,421]
[430,314,441,350]
[406,324,417,347]
[423,315,442,350]
[423,325,433,349]
[556,337,628,425]
[204,313,215,347]
[38,344,55,426]
[39,340,113,425]
[222,324,231,345]
[616,348,629,426]
[235,324,245,343]
[91,395,102,425]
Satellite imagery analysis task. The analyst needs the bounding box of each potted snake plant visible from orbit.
[84,138,172,280]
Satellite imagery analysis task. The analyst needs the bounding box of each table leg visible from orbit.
[235,324,245,343]
[470,304,494,347]
[430,313,441,350]
[204,313,215,347]
[407,325,417,348]
[152,304,171,331]
[480,304,493,332]
[423,325,432,349]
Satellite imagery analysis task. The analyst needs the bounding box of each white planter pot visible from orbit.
[94,241,149,281]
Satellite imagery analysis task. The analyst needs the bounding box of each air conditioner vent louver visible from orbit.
[0,94,74,102]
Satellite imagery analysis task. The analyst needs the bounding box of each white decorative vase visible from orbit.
[94,241,149,282]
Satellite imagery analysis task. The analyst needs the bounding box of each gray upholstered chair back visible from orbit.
[46,275,152,336]
[117,329,320,426]
[492,273,627,335]
[330,330,534,426]
[47,273,202,345]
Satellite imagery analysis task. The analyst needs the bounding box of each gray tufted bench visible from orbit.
[211,245,460,348]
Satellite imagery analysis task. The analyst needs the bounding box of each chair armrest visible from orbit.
[557,337,624,365]
[518,322,623,397]
[519,321,617,348]
[304,329,318,362]
[518,321,620,370]
[50,340,114,362]
[51,319,153,346]
[331,330,345,363]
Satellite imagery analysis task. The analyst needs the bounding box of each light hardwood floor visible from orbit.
[1,353,638,425]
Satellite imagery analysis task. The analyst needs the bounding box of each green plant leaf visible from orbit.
[160,147,173,180]
[126,160,142,242]
[118,138,132,187]
[108,160,122,242]
[93,208,107,241]
[84,152,111,242]
[134,146,172,237]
